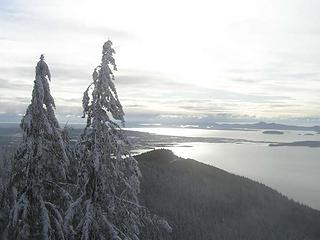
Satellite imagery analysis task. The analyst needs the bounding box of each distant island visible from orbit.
[262,130,284,135]
[270,141,320,148]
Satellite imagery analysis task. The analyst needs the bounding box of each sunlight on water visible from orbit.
[128,127,320,143]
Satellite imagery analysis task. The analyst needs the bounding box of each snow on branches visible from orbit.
[65,40,171,240]
[3,55,71,240]
[1,43,170,240]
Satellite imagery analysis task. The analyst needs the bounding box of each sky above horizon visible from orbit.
[1,0,320,125]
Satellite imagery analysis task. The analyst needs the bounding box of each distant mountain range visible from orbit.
[136,121,320,132]
[207,121,320,132]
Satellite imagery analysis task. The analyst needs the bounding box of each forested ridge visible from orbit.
[137,149,320,240]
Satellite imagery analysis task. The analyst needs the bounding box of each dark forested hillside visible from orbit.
[137,149,320,240]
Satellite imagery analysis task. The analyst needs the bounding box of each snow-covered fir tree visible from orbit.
[64,40,171,240]
[3,55,71,239]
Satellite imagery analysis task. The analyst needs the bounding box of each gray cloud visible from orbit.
[117,72,294,104]
[50,65,90,82]
[0,2,133,40]
[0,78,32,90]
[0,66,34,79]
[116,74,186,88]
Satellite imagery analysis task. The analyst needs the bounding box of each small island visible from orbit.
[262,130,284,135]
[270,141,320,148]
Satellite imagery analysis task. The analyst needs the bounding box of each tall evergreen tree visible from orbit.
[64,41,171,240]
[4,55,71,239]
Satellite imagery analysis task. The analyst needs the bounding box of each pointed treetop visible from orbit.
[103,40,112,52]
[36,54,51,81]
[101,40,117,72]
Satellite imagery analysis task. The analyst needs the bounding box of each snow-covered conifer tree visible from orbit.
[3,55,71,239]
[64,41,171,240]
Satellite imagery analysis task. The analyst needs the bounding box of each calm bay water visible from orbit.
[129,127,320,210]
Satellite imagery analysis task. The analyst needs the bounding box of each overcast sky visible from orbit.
[1,0,320,125]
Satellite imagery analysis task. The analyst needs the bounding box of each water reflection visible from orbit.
[128,127,320,142]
